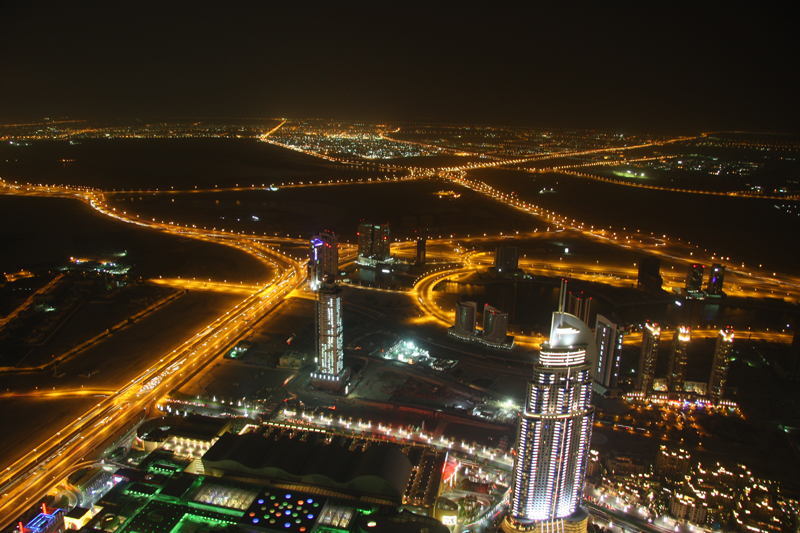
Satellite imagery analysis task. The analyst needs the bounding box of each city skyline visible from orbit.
[0,116,797,533]
[0,4,797,527]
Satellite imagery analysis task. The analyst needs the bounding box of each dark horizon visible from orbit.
[1,3,797,134]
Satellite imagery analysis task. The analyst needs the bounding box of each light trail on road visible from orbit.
[0,179,307,528]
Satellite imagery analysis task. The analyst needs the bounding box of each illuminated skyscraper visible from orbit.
[505,282,594,533]
[594,314,623,389]
[708,327,734,403]
[685,264,705,293]
[311,281,346,390]
[308,232,338,290]
[667,326,691,392]
[706,263,725,296]
[357,222,391,265]
[637,322,661,395]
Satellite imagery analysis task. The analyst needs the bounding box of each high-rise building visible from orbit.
[416,238,426,266]
[706,263,725,296]
[637,322,661,394]
[311,281,346,390]
[494,246,519,273]
[708,327,734,403]
[482,304,509,344]
[357,222,391,264]
[594,314,623,389]
[685,264,705,292]
[505,282,594,533]
[567,291,591,325]
[637,256,663,294]
[308,232,338,290]
[453,301,478,338]
[667,326,691,392]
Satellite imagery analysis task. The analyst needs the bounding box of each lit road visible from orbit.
[437,172,800,303]
[547,168,800,201]
[2,133,797,528]
[0,179,306,528]
[0,273,64,329]
[405,240,795,349]
[151,278,267,295]
[283,129,798,300]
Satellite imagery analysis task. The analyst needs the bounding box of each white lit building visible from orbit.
[504,282,595,533]
[311,282,347,390]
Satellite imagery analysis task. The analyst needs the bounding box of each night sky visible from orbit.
[1,3,795,133]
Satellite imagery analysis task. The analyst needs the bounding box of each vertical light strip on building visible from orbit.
[507,296,595,531]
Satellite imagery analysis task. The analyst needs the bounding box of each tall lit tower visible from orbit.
[667,326,691,392]
[594,314,623,389]
[637,322,661,395]
[708,327,734,403]
[308,232,338,290]
[311,279,347,390]
[505,281,594,533]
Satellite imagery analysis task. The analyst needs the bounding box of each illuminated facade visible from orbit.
[505,283,594,533]
[708,327,734,403]
[667,326,691,392]
[357,222,391,264]
[312,282,345,389]
[308,232,338,290]
[594,314,623,389]
[637,322,661,395]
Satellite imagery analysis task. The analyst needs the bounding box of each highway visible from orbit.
[0,179,306,528]
[2,133,797,530]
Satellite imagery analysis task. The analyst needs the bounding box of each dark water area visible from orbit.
[0,138,396,190]
[0,196,271,283]
[472,168,800,275]
[105,180,546,242]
